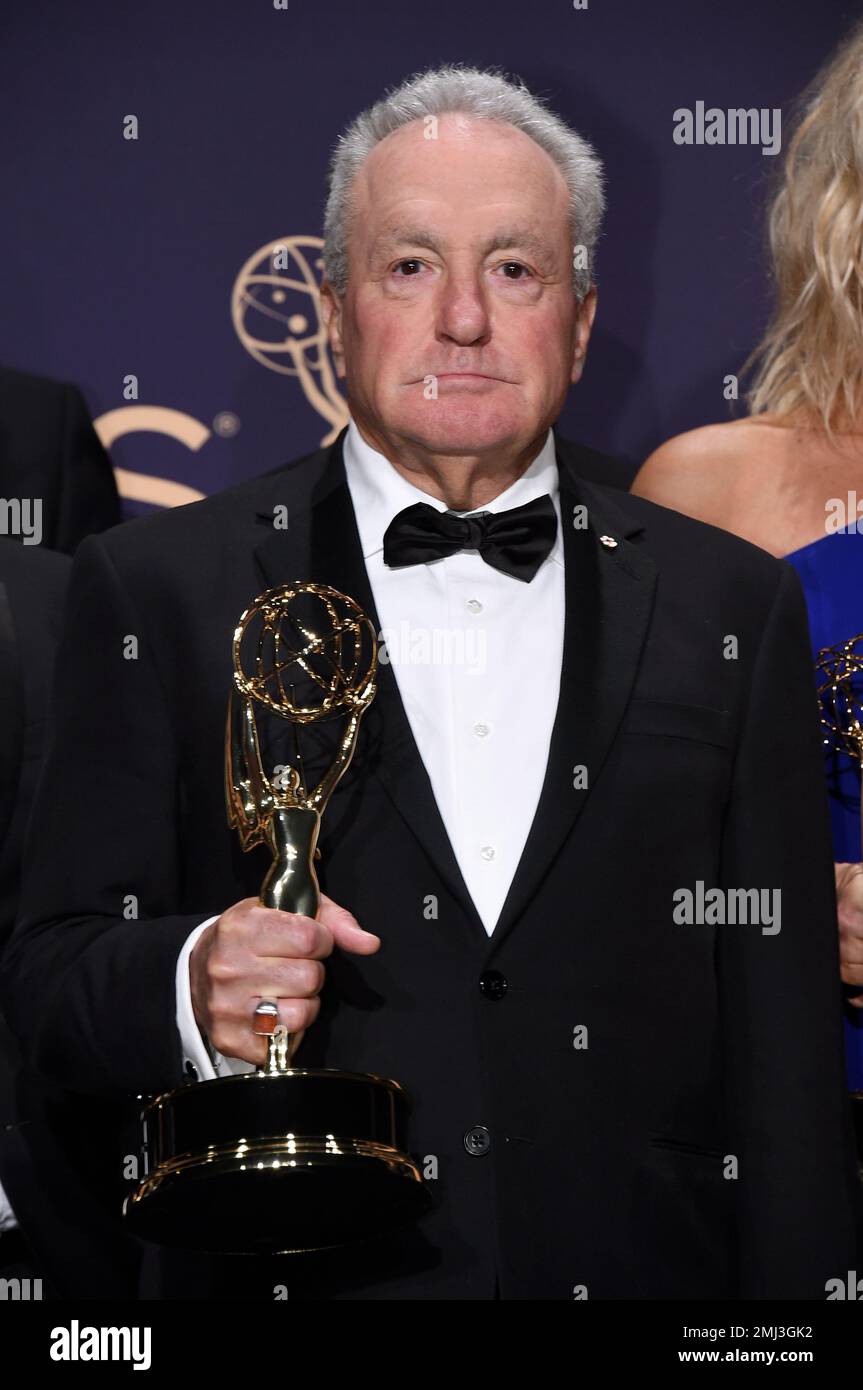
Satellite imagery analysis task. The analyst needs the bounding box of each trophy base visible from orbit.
[124,1067,431,1255]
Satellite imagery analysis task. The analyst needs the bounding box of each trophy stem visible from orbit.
[253,807,324,1072]
[266,1024,290,1073]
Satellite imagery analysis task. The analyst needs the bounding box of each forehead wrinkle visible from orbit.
[371,223,559,264]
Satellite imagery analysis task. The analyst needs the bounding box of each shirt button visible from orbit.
[473,722,490,738]
[464,1125,491,1156]
[466,598,483,614]
[480,845,496,861]
[479,970,508,1001]
[184,1061,199,1081]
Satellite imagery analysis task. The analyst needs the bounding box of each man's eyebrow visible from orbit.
[371,225,556,261]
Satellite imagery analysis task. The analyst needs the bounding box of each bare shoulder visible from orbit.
[631,418,787,527]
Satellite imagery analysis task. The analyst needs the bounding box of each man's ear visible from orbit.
[570,286,598,386]
[320,279,345,378]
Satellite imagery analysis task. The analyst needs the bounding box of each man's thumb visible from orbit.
[318,893,381,954]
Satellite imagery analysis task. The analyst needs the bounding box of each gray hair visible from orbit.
[322,63,605,302]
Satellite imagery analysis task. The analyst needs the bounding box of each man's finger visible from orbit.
[319,892,381,955]
[249,912,335,960]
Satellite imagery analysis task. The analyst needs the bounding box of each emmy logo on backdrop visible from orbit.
[125,582,430,1253]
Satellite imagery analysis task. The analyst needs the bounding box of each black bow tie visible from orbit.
[382,494,557,583]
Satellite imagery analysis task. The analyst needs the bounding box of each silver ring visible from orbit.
[252,999,279,1036]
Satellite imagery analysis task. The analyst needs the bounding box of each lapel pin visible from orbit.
[599,534,618,549]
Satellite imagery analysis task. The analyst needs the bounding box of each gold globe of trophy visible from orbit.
[125,582,430,1253]
[815,633,863,1174]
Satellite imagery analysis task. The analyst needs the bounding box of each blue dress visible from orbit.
[786,531,863,1091]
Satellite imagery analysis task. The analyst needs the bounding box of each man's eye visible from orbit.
[393,259,424,276]
[499,262,531,280]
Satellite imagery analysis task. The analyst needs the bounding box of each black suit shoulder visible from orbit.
[94,431,792,633]
[553,429,636,490]
[0,366,122,553]
[0,536,71,617]
[89,439,330,570]
[99,427,630,571]
[577,472,790,591]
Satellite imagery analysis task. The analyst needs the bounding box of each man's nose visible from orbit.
[435,271,492,345]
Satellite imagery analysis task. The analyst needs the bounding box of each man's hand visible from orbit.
[835,862,863,1006]
[189,893,381,1065]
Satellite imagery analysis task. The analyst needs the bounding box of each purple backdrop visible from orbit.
[0,0,856,517]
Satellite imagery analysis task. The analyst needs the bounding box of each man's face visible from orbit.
[322,113,597,461]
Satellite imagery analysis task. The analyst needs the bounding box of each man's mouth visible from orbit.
[427,373,508,384]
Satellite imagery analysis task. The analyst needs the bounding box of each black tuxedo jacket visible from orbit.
[0,539,138,1297]
[2,425,860,1299]
[0,366,122,555]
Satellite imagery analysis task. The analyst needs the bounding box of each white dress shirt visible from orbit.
[176,416,565,1079]
[0,1185,16,1231]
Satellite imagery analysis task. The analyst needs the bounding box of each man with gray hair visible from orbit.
[3,64,859,1300]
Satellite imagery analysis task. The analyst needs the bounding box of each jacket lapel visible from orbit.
[485,447,657,954]
[251,429,489,940]
[251,427,658,952]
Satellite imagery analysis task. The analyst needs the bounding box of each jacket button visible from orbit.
[464,1125,491,1156]
[479,970,508,1001]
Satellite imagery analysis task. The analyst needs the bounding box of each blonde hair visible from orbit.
[745,18,863,437]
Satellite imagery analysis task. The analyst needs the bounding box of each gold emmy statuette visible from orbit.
[816,634,863,1174]
[124,583,430,1253]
